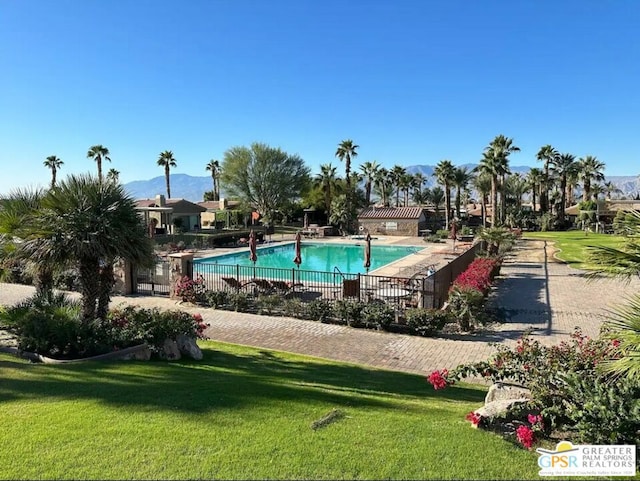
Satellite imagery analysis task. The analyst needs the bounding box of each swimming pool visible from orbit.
[193,242,418,274]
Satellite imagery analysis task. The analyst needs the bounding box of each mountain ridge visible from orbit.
[123,168,640,203]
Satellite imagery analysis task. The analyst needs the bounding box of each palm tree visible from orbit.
[536,145,559,214]
[373,168,393,207]
[315,163,339,217]
[157,150,177,198]
[433,160,455,229]
[87,145,111,183]
[389,165,407,207]
[205,159,221,200]
[106,168,120,185]
[0,188,52,294]
[427,186,445,231]
[22,174,153,321]
[399,173,413,207]
[43,155,63,189]
[412,173,426,202]
[550,153,578,222]
[473,172,492,228]
[359,161,379,206]
[452,167,472,219]
[578,155,605,202]
[587,209,640,379]
[335,140,359,193]
[526,168,544,212]
[480,135,519,226]
[604,181,622,200]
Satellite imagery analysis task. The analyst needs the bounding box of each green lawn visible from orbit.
[0,341,542,480]
[523,231,625,269]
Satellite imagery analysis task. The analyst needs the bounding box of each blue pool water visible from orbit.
[193,242,418,274]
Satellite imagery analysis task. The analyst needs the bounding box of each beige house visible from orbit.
[135,195,206,234]
[197,198,244,229]
[357,207,430,236]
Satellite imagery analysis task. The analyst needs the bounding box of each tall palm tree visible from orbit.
[412,172,426,202]
[359,161,379,206]
[399,173,413,207]
[487,135,519,224]
[388,165,407,207]
[452,166,472,219]
[427,186,445,231]
[526,167,543,212]
[315,163,339,217]
[373,168,393,207]
[23,174,153,321]
[578,155,605,202]
[205,159,221,200]
[106,168,120,185]
[550,153,578,222]
[43,155,63,189]
[335,139,358,193]
[433,160,456,229]
[537,145,559,214]
[87,145,111,183]
[157,150,177,198]
[473,172,492,228]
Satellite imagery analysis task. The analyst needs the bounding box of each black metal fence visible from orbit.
[190,241,483,310]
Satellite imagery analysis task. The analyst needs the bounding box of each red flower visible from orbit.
[612,339,621,348]
[427,369,450,390]
[516,425,535,449]
[527,414,543,426]
[465,411,482,427]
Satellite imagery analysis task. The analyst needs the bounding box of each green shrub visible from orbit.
[228,292,251,312]
[360,301,395,330]
[436,229,450,239]
[405,308,450,336]
[447,286,485,331]
[282,298,304,318]
[334,300,366,327]
[0,292,86,358]
[205,290,229,308]
[256,294,282,315]
[53,269,81,291]
[423,235,442,243]
[304,299,333,322]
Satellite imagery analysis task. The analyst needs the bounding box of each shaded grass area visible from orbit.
[524,231,624,269]
[0,341,541,480]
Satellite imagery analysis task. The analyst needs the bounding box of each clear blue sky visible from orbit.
[1,0,639,193]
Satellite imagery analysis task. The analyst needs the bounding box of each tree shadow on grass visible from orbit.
[0,345,485,413]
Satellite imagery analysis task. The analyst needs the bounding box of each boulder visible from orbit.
[160,339,182,361]
[484,382,531,404]
[475,399,529,423]
[122,346,152,361]
[176,334,203,360]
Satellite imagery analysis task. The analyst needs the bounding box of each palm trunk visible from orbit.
[79,257,100,322]
[165,166,171,198]
[532,187,537,214]
[35,267,54,297]
[455,188,461,218]
[583,179,590,202]
[560,177,567,221]
[97,159,103,183]
[444,186,450,229]
[481,196,487,228]
[97,262,115,320]
[491,177,498,227]
[365,182,371,205]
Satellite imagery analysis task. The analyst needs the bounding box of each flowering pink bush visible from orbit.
[175,275,206,303]
[451,257,500,294]
[426,369,451,390]
[465,411,482,427]
[516,425,535,449]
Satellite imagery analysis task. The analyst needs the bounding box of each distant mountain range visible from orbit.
[123,168,640,203]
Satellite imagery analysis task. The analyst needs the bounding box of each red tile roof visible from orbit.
[358,207,426,220]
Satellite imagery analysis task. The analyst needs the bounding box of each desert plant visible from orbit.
[334,299,366,327]
[405,308,451,336]
[360,301,395,330]
[304,299,333,322]
[256,294,282,315]
[447,286,486,331]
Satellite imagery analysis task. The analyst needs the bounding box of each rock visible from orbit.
[484,382,531,404]
[474,399,529,421]
[121,346,152,361]
[176,334,203,360]
[160,339,181,361]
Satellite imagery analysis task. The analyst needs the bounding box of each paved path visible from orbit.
[1,239,636,374]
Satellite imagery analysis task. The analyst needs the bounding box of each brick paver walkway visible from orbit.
[1,239,635,374]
